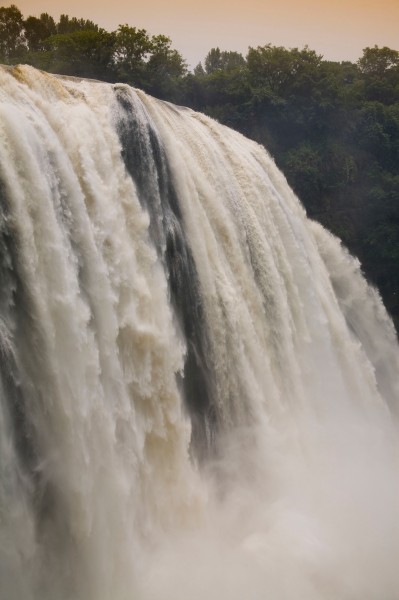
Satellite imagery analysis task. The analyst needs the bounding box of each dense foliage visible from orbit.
[0,5,187,97]
[1,5,399,330]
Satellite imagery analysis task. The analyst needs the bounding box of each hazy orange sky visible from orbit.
[15,0,399,68]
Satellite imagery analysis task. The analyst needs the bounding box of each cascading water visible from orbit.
[0,64,398,600]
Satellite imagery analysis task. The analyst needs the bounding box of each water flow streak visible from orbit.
[0,65,398,600]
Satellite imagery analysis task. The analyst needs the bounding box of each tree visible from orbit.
[24,13,56,52]
[57,14,98,34]
[45,29,115,79]
[204,47,222,73]
[145,34,186,98]
[358,46,399,75]
[204,47,245,74]
[358,46,399,103]
[113,25,152,85]
[193,62,205,77]
[0,4,25,62]
[283,143,323,207]
[246,44,322,105]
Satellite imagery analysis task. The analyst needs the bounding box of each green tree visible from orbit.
[145,34,186,99]
[204,47,222,73]
[246,44,322,107]
[358,46,399,75]
[204,47,245,74]
[45,29,115,79]
[193,62,205,77]
[113,25,152,85]
[358,46,399,103]
[24,13,56,51]
[57,14,98,34]
[283,143,323,207]
[0,4,25,62]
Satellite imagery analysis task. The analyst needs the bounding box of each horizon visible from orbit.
[11,0,399,69]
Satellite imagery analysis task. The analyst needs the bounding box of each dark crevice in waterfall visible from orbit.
[0,181,38,482]
[114,87,217,458]
[0,179,64,532]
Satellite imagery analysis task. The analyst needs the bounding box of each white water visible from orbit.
[0,65,398,600]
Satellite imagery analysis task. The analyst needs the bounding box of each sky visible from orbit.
[15,0,399,69]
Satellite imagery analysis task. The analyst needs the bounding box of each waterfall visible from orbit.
[0,64,398,600]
